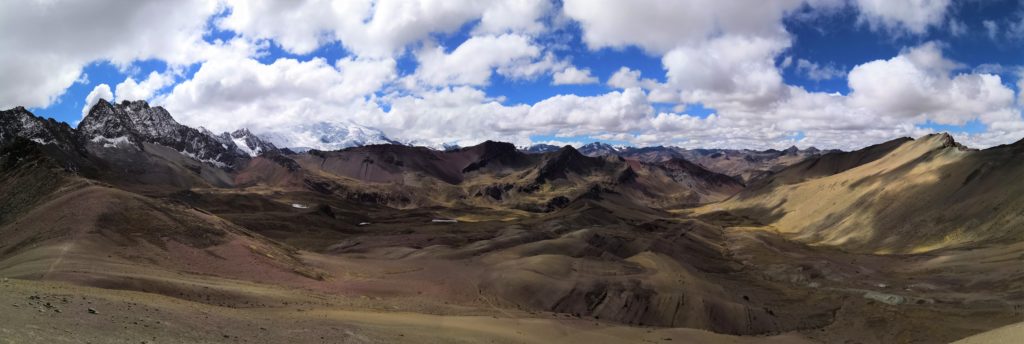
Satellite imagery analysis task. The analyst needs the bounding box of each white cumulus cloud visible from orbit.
[853,0,951,34]
[848,42,1015,125]
[552,66,598,85]
[411,34,550,87]
[82,84,113,118]
[0,0,222,109]
[114,71,176,102]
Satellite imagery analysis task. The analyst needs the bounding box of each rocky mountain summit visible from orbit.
[199,128,278,158]
[0,106,81,152]
[79,100,253,168]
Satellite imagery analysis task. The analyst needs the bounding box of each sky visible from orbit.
[4,0,1024,150]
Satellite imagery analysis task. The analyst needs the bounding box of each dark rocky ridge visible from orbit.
[535,146,606,184]
[79,100,257,169]
[0,106,83,153]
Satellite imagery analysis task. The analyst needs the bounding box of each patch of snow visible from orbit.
[358,222,371,226]
[29,137,51,145]
[178,150,227,168]
[404,139,461,151]
[431,219,458,223]
[292,203,309,209]
[232,136,257,157]
[91,135,132,148]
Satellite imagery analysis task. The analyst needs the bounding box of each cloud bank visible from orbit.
[2,0,1022,150]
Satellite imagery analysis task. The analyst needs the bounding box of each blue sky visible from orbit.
[7,0,1024,150]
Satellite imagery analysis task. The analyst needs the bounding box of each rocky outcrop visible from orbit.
[78,100,259,169]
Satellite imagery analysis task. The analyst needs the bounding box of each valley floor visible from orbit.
[0,186,1020,343]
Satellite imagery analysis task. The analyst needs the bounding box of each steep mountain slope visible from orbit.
[296,144,477,185]
[0,136,323,294]
[0,107,101,176]
[0,137,87,229]
[717,133,1024,253]
[634,158,745,205]
[744,137,912,188]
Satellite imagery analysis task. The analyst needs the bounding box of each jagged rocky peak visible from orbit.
[229,128,277,157]
[1,106,35,129]
[78,99,252,168]
[232,128,254,137]
[925,132,970,151]
[5,106,28,114]
[79,99,179,141]
[0,106,80,151]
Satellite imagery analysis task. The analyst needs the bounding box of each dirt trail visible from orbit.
[42,242,74,280]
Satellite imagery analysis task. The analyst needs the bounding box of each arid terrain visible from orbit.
[1,101,1022,343]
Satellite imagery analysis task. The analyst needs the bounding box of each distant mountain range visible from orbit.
[522,140,838,182]
[0,99,752,207]
[2,99,838,183]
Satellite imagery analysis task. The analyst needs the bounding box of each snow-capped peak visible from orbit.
[257,121,397,151]
[578,142,620,157]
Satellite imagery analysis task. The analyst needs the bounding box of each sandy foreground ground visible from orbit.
[0,278,813,344]
[953,321,1024,344]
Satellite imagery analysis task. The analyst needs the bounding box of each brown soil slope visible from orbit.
[0,142,322,293]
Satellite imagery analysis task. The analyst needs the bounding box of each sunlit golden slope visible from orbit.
[713,133,1024,254]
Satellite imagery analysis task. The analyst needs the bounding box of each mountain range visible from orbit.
[570,141,838,183]
[0,100,1021,343]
